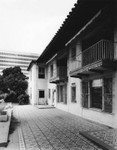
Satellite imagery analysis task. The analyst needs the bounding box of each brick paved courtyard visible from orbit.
[1,105,112,150]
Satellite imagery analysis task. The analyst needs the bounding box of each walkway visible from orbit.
[1,105,112,150]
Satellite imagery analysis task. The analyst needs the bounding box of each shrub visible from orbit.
[18,94,29,105]
[0,93,7,100]
[4,91,17,103]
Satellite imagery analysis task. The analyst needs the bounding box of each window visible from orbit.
[50,64,53,77]
[59,86,63,102]
[48,89,51,99]
[57,84,67,104]
[38,67,45,78]
[104,78,112,113]
[71,47,76,61]
[82,78,113,113]
[71,84,76,103]
[39,90,45,98]
[91,79,102,109]
[82,81,88,108]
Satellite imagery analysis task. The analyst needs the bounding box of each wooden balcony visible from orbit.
[49,66,68,83]
[70,39,116,78]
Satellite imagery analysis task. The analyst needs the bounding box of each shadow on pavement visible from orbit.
[9,115,20,134]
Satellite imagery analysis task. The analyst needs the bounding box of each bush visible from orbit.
[0,93,7,100]
[18,94,29,105]
[4,91,17,103]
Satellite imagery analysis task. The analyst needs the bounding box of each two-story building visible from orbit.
[28,0,117,128]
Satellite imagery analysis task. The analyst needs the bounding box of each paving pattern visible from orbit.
[2,105,112,150]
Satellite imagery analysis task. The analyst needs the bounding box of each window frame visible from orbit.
[38,67,45,79]
[39,90,45,98]
[82,77,113,113]
[71,84,76,103]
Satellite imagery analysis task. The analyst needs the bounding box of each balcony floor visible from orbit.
[70,59,117,78]
[49,76,68,84]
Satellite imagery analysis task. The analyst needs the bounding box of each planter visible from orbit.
[0,111,8,122]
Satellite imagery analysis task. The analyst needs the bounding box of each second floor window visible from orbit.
[71,47,76,61]
[38,67,45,78]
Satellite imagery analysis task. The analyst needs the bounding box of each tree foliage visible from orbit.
[0,66,28,103]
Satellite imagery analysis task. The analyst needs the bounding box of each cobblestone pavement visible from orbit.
[3,105,111,150]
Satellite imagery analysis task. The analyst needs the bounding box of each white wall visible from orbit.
[28,64,48,105]
[37,77,47,104]
[47,61,56,106]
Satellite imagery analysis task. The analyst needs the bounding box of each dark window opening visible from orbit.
[91,79,102,109]
[71,85,76,103]
[38,67,45,78]
[39,90,45,98]
[82,81,88,108]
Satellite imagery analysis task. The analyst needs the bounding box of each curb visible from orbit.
[80,131,116,150]
[0,109,12,147]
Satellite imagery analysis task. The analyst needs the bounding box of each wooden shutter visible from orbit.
[64,84,67,104]
[82,81,88,108]
[104,78,112,113]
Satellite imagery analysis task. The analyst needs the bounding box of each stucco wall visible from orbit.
[31,64,37,105]
[47,62,57,106]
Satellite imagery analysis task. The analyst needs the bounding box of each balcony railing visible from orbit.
[57,66,67,78]
[50,66,67,82]
[82,39,114,66]
[70,39,114,72]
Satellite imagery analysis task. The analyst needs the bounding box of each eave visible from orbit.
[37,0,113,64]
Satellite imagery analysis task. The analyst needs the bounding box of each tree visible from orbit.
[0,66,28,103]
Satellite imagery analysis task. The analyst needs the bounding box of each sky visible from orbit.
[0,0,77,55]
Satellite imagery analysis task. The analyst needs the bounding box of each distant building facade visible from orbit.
[0,50,39,77]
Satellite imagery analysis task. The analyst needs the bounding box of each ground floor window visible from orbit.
[71,84,76,103]
[60,85,64,102]
[57,84,67,104]
[82,77,112,113]
[82,81,88,108]
[39,90,45,98]
[103,78,112,113]
[91,79,102,109]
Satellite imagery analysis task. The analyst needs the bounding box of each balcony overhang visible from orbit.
[70,59,117,78]
[49,76,68,84]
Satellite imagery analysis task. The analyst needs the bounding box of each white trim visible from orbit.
[46,53,57,64]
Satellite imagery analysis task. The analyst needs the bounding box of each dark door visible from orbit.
[91,79,102,109]
[91,86,102,109]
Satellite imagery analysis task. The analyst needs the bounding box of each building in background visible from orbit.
[0,50,39,77]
